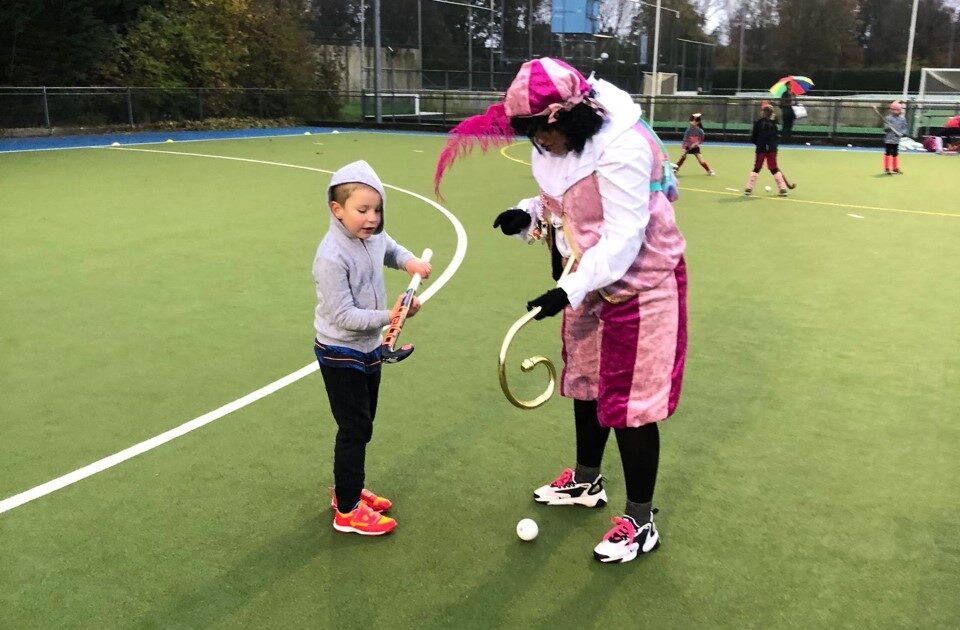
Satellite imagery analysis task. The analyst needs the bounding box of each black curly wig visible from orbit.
[509,97,605,155]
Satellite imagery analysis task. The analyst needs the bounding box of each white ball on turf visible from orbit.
[764,185,772,192]
[599,52,609,60]
[516,518,538,541]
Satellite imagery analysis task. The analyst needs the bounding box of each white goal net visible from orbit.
[918,68,960,99]
[642,72,677,96]
[916,68,960,134]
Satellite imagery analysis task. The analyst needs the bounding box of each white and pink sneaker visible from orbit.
[593,513,660,563]
[532,467,607,507]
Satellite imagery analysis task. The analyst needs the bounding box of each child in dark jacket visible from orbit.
[744,102,795,196]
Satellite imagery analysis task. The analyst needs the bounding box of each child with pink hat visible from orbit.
[435,57,687,565]
[882,101,908,174]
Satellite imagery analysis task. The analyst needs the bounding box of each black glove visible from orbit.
[526,287,569,320]
[492,208,532,235]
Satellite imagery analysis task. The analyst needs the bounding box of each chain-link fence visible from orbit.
[0,87,342,130]
[3,86,958,144]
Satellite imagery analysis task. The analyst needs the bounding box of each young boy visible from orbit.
[674,113,715,175]
[313,160,431,536]
[883,101,908,175]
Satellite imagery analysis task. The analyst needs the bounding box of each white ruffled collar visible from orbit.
[530,77,642,197]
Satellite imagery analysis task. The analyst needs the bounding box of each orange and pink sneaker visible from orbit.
[328,487,393,513]
[333,501,397,536]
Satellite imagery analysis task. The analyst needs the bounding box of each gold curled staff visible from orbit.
[498,255,577,409]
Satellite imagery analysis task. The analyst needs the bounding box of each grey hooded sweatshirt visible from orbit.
[313,160,415,353]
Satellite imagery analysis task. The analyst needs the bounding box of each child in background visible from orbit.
[883,101,908,175]
[745,102,794,196]
[674,113,715,175]
[313,160,432,536]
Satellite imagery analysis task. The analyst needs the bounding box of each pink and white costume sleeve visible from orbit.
[556,134,651,308]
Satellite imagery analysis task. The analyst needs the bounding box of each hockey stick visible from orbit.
[381,248,433,364]
[872,106,904,137]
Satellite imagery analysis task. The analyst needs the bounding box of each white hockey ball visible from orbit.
[516,518,538,541]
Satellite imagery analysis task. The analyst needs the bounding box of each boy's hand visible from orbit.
[391,292,421,320]
[405,258,432,279]
[407,296,421,318]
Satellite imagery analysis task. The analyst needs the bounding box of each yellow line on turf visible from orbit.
[499,142,530,165]
[499,143,960,219]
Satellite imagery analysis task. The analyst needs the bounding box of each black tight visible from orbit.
[616,423,660,503]
[575,400,609,467]
[573,399,660,504]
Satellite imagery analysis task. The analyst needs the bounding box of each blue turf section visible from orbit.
[0,127,339,153]
[1,126,933,155]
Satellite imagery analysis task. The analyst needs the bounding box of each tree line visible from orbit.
[1,0,956,89]
[714,0,958,71]
[0,0,337,89]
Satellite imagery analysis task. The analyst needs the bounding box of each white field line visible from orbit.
[0,129,357,154]
[0,365,317,514]
[0,148,467,515]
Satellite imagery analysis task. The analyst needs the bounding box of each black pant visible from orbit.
[320,364,381,511]
[781,108,795,140]
[885,143,900,157]
[574,399,660,504]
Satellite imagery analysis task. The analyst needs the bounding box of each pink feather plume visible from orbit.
[434,102,515,199]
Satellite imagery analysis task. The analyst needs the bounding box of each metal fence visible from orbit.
[0,87,342,130]
[3,86,958,143]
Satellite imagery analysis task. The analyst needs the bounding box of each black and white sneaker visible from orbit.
[592,513,660,563]
[532,467,607,507]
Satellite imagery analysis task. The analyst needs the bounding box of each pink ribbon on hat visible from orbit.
[541,95,606,123]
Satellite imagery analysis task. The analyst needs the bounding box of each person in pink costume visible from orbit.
[435,58,688,564]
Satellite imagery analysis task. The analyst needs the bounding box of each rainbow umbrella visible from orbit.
[769,75,814,97]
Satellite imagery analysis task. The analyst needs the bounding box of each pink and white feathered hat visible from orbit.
[434,57,598,198]
[503,57,592,119]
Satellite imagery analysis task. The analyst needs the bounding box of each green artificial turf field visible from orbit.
[2,132,959,628]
